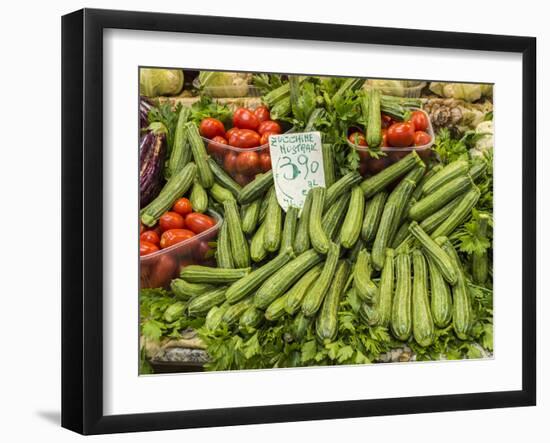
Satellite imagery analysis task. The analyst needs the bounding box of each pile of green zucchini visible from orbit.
[166,148,491,351]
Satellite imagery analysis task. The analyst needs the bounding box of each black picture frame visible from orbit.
[62,8,536,435]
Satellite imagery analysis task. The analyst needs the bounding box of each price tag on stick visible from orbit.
[268,132,326,212]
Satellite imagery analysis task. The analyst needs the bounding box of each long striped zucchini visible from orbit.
[291,312,312,342]
[366,89,382,148]
[430,186,480,239]
[426,254,452,328]
[265,294,289,321]
[239,306,264,331]
[359,301,379,326]
[469,161,487,182]
[361,191,388,243]
[294,189,314,254]
[141,162,196,226]
[340,186,365,248]
[180,265,250,284]
[253,249,323,309]
[185,122,214,188]
[324,172,362,211]
[207,157,242,197]
[170,278,213,300]
[222,299,252,326]
[209,183,235,204]
[392,221,411,249]
[322,143,336,188]
[263,189,283,252]
[360,151,424,198]
[224,199,250,268]
[258,186,274,224]
[238,170,274,205]
[322,193,351,241]
[316,260,350,342]
[189,180,208,213]
[308,187,330,254]
[284,264,323,314]
[353,249,378,302]
[216,220,234,269]
[472,213,490,284]
[250,221,268,263]
[167,107,192,178]
[412,164,442,201]
[411,249,435,347]
[302,242,340,316]
[187,287,227,316]
[242,199,261,235]
[408,175,473,221]
[204,303,230,330]
[374,248,395,327]
[280,206,299,253]
[225,248,294,304]
[391,251,412,341]
[422,159,469,196]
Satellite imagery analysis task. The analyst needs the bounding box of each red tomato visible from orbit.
[230,129,261,149]
[366,157,388,175]
[140,241,159,256]
[253,106,270,123]
[159,211,185,232]
[152,255,178,287]
[348,132,367,146]
[257,120,281,135]
[413,130,431,146]
[381,114,394,129]
[185,213,216,234]
[234,173,250,186]
[233,108,259,130]
[225,127,240,140]
[228,129,241,147]
[207,135,228,158]
[160,228,195,249]
[259,152,272,172]
[199,118,226,139]
[140,230,160,245]
[260,131,277,146]
[223,151,238,173]
[387,122,415,147]
[236,151,260,175]
[409,110,429,132]
[172,198,193,216]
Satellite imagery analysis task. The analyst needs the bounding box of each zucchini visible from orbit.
[472,213,490,284]
[391,251,412,341]
[209,183,235,204]
[187,287,227,316]
[324,172,362,211]
[302,242,341,317]
[361,191,388,243]
[469,161,487,182]
[265,294,289,321]
[422,159,469,196]
[408,175,473,221]
[360,151,424,198]
[238,170,274,205]
[408,222,457,285]
[371,165,425,270]
[190,180,208,212]
[207,158,242,197]
[348,237,364,263]
[141,162,196,226]
[258,186,274,224]
[250,221,268,263]
[392,221,411,249]
[359,301,380,326]
[284,264,323,314]
[353,248,378,302]
[280,206,299,253]
[430,187,480,239]
[224,199,250,268]
[167,107,192,178]
[253,249,323,309]
[308,187,330,254]
[225,248,294,304]
[374,248,395,327]
[181,265,250,284]
[291,312,312,342]
[204,303,230,330]
[412,165,442,201]
[185,122,214,188]
[170,278,213,300]
[263,189,283,252]
[366,88,382,148]
[216,220,234,269]
[242,199,261,235]
[322,143,336,188]
[440,238,472,340]
[322,193,351,241]
[222,299,252,326]
[340,186,365,248]
[426,254,452,328]
[239,306,264,331]
[294,189,314,254]
[316,260,350,342]
[411,249,435,347]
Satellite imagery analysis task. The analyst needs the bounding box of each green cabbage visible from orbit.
[429,82,492,102]
[198,71,250,97]
[140,68,184,97]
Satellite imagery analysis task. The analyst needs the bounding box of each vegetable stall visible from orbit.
[138,70,493,373]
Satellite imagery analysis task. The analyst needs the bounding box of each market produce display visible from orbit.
[138,70,493,374]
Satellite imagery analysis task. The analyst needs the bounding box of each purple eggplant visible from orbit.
[140,131,166,207]
[140,96,154,130]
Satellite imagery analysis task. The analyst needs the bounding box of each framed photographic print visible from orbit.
[62,8,536,435]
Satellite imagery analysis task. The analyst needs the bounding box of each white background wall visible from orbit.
[0,0,545,441]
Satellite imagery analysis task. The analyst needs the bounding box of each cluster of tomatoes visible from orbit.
[140,198,217,288]
[199,106,281,186]
[348,110,432,176]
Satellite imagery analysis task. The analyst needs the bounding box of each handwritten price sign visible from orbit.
[269,132,325,212]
